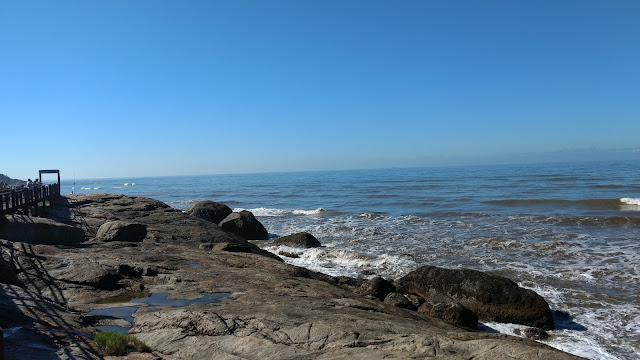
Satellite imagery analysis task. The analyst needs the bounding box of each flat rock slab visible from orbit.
[0,215,85,245]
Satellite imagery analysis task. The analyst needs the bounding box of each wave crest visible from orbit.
[620,198,640,206]
[236,207,327,217]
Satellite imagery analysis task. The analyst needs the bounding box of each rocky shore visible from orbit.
[0,193,582,359]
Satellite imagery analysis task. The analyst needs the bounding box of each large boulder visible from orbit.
[395,265,554,330]
[0,215,85,245]
[187,201,232,224]
[95,221,147,242]
[273,232,321,248]
[219,211,268,240]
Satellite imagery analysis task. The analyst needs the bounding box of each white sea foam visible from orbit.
[357,212,385,219]
[169,199,197,210]
[236,207,326,217]
[80,187,92,190]
[620,198,640,210]
[263,244,417,278]
[293,208,325,215]
[481,321,620,360]
[620,197,640,205]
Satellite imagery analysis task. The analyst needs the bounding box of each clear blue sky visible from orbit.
[2,0,639,180]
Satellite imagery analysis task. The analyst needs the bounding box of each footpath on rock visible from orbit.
[0,193,583,359]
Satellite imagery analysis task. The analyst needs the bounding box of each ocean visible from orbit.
[62,160,640,360]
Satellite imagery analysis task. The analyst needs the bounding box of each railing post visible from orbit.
[34,187,39,216]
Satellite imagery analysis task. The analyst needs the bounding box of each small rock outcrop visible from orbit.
[515,327,551,340]
[0,215,85,245]
[95,221,147,242]
[219,211,268,240]
[273,232,322,248]
[359,276,396,300]
[187,200,232,224]
[395,265,554,330]
[384,292,417,310]
[418,293,478,328]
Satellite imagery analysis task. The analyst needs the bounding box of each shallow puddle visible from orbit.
[88,306,138,325]
[130,292,232,307]
[98,291,151,304]
[89,292,233,333]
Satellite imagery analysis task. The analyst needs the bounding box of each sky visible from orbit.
[1,0,639,180]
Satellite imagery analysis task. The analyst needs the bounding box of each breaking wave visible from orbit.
[263,245,417,278]
[237,207,328,217]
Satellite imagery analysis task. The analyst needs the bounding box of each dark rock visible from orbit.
[359,276,396,301]
[334,276,365,287]
[395,265,554,330]
[278,251,300,258]
[187,201,232,224]
[118,264,143,278]
[384,292,417,310]
[0,215,85,245]
[219,211,268,240]
[199,242,283,262]
[514,327,550,340]
[417,293,478,328]
[0,248,21,286]
[96,221,147,242]
[273,232,322,248]
[405,294,425,309]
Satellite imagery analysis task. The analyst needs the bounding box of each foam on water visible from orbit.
[170,199,197,210]
[265,244,417,278]
[621,198,640,205]
[256,210,640,360]
[236,207,327,217]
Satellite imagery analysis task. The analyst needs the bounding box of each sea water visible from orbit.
[63,160,640,359]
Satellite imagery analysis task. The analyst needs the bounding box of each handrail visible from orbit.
[0,183,60,216]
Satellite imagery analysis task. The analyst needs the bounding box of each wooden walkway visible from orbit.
[0,170,61,216]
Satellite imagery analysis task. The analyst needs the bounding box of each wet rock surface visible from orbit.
[396,265,555,330]
[0,194,581,359]
[272,232,322,248]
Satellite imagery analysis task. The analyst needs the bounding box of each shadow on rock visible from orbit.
[552,310,587,331]
[0,241,100,358]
